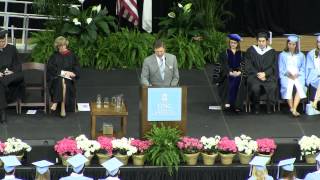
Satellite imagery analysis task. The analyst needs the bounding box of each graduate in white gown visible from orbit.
[306,34,320,109]
[278,35,306,117]
[304,153,320,180]
[277,158,302,180]
[0,156,23,180]
[247,156,274,180]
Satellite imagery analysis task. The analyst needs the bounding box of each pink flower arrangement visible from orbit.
[217,137,237,154]
[130,139,152,155]
[0,141,5,155]
[54,137,82,157]
[97,136,113,155]
[177,137,203,154]
[256,138,277,154]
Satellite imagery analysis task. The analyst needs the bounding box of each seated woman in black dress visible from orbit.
[216,34,246,112]
[47,36,80,117]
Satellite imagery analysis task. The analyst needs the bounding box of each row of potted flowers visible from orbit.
[1,134,319,166]
[53,134,277,166]
[54,135,152,165]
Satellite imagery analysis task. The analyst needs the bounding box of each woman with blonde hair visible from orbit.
[32,160,54,180]
[248,156,274,180]
[47,36,80,117]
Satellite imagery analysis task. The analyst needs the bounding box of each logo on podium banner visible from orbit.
[147,88,182,121]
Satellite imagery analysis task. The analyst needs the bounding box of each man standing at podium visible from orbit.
[140,40,179,87]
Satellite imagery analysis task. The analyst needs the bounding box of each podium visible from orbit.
[140,86,187,137]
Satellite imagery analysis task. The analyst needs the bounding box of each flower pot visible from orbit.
[219,153,235,165]
[184,152,200,165]
[201,152,218,165]
[96,153,112,164]
[114,154,129,165]
[14,153,24,162]
[60,155,70,166]
[132,154,145,166]
[257,153,273,164]
[238,153,254,165]
[305,154,316,164]
[84,155,93,166]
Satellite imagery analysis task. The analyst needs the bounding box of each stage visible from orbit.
[1,64,319,140]
[0,64,320,179]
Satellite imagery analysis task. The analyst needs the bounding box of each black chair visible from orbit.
[19,62,47,114]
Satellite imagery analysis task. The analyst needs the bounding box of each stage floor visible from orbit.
[0,65,319,141]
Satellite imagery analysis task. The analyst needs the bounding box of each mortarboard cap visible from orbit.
[249,156,270,176]
[32,160,54,175]
[101,157,124,176]
[0,156,21,173]
[277,158,296,178]
[314,33,320,42]
[67,154,88,173]
[0,28,8,38]
[256,31,273,45]
[228,34,242,42]
[284,34,299,43]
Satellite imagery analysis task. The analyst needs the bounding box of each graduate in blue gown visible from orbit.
[304,153,320,180]
[0,156,23,180]
[59,154,93,180]
[216,34,246,112]
[98,157,124,180]
[247,156,274,180]
[278,35,306,117]
[306,34,320,109]
[277,158,302,180]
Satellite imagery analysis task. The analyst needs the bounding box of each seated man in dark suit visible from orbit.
[0,28,24,123]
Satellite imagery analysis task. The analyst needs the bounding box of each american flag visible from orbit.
[116,0,139,26]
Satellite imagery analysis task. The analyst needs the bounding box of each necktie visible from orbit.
[160,58,165,80]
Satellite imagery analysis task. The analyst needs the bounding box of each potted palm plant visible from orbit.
[145,124,182,175]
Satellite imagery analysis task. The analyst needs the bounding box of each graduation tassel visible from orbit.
[269,31,272,45]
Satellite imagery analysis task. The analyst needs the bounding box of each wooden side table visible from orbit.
[90,102,128,139]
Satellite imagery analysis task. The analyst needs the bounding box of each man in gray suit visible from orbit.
[140,40,179,86]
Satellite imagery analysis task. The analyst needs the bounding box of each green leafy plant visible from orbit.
[165,35,205,69]
[61,4,117,45]
[158,1,205,38]
[103,28,155,69]
[32,0,78,32]
[145,123,182,176]
[190,0,233,31]
[30,31,56,63]
[201,30,227,63]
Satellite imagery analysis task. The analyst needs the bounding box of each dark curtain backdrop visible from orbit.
[84,0,174,32]
[226,0,320,36]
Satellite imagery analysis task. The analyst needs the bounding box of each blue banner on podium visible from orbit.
[147,88,182,121]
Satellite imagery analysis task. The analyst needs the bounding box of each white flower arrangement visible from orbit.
[298,135,320,156]
[92,5,101,13]
[234,134,257,155]
[86,18,93,25]
[200,136,221,154]
[72,18,81,26]
[112,137,137,156]
[4,137,32,155]
[76,134,100,157]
